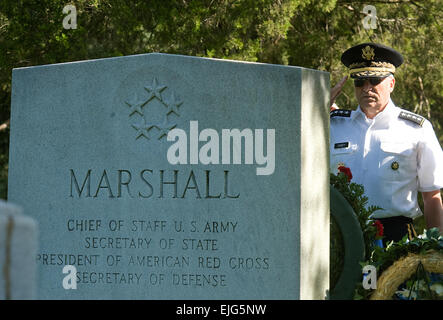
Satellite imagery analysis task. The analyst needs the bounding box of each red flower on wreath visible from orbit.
[373,220,384,239]
[338,166,353,182]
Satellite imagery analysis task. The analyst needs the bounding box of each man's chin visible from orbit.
[359,100,378,109]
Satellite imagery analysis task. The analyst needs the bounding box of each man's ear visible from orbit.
[389,76,395,93]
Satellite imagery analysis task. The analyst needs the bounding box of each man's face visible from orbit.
[354,76,395,114]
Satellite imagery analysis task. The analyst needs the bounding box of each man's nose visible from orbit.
[362,80,373,91]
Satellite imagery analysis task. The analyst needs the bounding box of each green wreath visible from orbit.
[356,229,443,300]
[329,170,380,299]
[329,168,443,300]
[329,186,365,299]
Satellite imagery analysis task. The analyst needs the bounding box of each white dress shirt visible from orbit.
[330,99,443,219]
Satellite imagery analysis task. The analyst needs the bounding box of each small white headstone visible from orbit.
[0,200,38,299]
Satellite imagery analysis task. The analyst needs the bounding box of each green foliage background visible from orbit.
[0,0,442,201]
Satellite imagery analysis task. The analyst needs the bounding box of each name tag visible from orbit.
[334,142,349,149]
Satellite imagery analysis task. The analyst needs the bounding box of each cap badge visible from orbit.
[391,161,399,170]
[362,45,375,61]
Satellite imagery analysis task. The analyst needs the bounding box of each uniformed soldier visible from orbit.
[330,43,443,245]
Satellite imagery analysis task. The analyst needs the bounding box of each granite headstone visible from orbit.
[8,53,329,299]
[0,201,38,299]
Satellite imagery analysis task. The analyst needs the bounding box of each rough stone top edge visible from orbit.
[11,52,329,75]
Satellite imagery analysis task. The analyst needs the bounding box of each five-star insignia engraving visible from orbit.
[156,120,177,140]
[144,78,167,102]
[131,118,157,140]
[124,77,183,141]
[125,95,146,116]
[165,92,183,116]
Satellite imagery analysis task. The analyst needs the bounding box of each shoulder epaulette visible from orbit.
[330,109,352,118]
[398,111,425,126]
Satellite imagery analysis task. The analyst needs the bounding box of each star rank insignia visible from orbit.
[399,111,425,126]
[131,118,157,140]
[123,77,184,141]
[144,78,167,102]
[330,109,352,118]
[125,95,146,116]
[165,92,183,116]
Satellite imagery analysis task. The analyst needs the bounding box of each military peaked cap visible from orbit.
[341,43,404,78]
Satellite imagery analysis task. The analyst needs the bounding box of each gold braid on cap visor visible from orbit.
[350,66,396,74]
[349,61,396,76]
